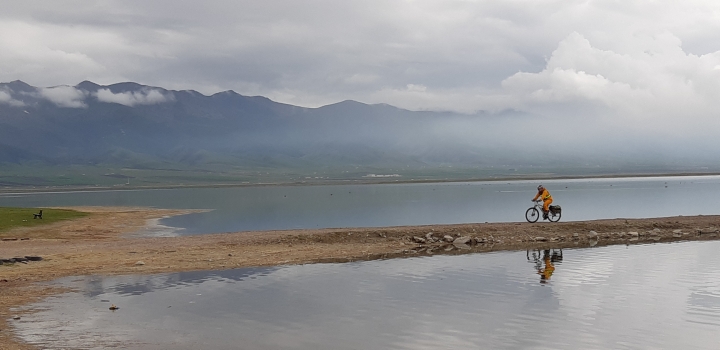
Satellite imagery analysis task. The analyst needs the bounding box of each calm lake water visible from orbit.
[0,176,719,235]
[13,240,720,349]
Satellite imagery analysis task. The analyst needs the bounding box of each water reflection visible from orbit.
[78,267,280,298]
[14,240,720,349]
[527,249,563,284]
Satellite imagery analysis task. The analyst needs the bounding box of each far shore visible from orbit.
[2,207,720,349]
[1,171,719,194]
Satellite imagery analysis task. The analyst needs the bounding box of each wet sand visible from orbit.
[2,207,720,349]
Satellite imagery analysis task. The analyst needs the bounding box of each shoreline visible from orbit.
[2,208,720,349]
[1,171,719,194]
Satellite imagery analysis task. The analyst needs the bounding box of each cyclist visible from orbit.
[532,185,553,220]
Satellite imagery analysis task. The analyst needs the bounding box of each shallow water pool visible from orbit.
[12,240,720,349]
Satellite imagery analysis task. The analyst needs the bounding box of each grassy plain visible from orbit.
[0,207,87,234]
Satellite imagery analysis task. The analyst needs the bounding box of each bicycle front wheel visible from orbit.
[525,207,539,223]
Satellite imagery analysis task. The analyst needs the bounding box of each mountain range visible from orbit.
[0,80,715,187]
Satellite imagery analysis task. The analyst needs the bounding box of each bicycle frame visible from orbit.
[526,200,561,223]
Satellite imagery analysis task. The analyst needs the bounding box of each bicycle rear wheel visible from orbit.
[548,210,561,222]
[525,207,539,223]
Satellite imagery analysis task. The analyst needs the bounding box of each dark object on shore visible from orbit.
[33,210,43,219]
[0,256,43,264]
[109,304,119,311]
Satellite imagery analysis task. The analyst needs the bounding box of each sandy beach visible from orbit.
[2,207,720,349]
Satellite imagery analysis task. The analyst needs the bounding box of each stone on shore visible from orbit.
[453,236,471,245]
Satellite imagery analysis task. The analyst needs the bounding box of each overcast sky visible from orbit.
[2,0,720,123]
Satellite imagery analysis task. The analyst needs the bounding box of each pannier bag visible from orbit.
[549,205,561,213]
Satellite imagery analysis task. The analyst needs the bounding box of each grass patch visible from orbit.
[0,207,88,234]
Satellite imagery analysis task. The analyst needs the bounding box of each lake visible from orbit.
[12,240,720,349]
[0,175,719,235]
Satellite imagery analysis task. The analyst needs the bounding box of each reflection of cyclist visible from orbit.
[537,250,555,283]
[532,185,553,220]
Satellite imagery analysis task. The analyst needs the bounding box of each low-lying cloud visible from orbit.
[0,89,24,107]
[12,85,175,108]
[95,88,174,106]
[35,86,88,108]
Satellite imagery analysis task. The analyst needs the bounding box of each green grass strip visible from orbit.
[0,207,88,234]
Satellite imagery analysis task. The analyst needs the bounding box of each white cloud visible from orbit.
[0,89,24,107]
[35,86,88,108]
[497,31,720,133]
[0,20,109,87]
[406,84,427,92]
[344,74,380,85]
[94,88,174,106]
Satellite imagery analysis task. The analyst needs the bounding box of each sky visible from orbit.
[2,0,720,126]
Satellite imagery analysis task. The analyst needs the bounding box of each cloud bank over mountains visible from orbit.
[0,89,24,107]
[0,83,174,108]
[94,88,174,106]
[34,85,89,108]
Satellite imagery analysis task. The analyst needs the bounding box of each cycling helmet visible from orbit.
[537,185,544,190]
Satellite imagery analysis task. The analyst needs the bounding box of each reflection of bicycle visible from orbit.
[527,248,563,264]
[525,200,561,222]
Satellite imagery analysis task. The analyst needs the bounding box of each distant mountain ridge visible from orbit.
[0,80,714,186]
[0,80,486,168]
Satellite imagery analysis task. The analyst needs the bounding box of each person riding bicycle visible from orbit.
[532,185,553,220]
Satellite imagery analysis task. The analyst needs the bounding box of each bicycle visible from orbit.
[525,200,561,223]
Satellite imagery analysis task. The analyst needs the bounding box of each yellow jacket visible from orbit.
[533,189,552,202]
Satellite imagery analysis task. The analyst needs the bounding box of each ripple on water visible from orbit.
[12,240,720,350]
